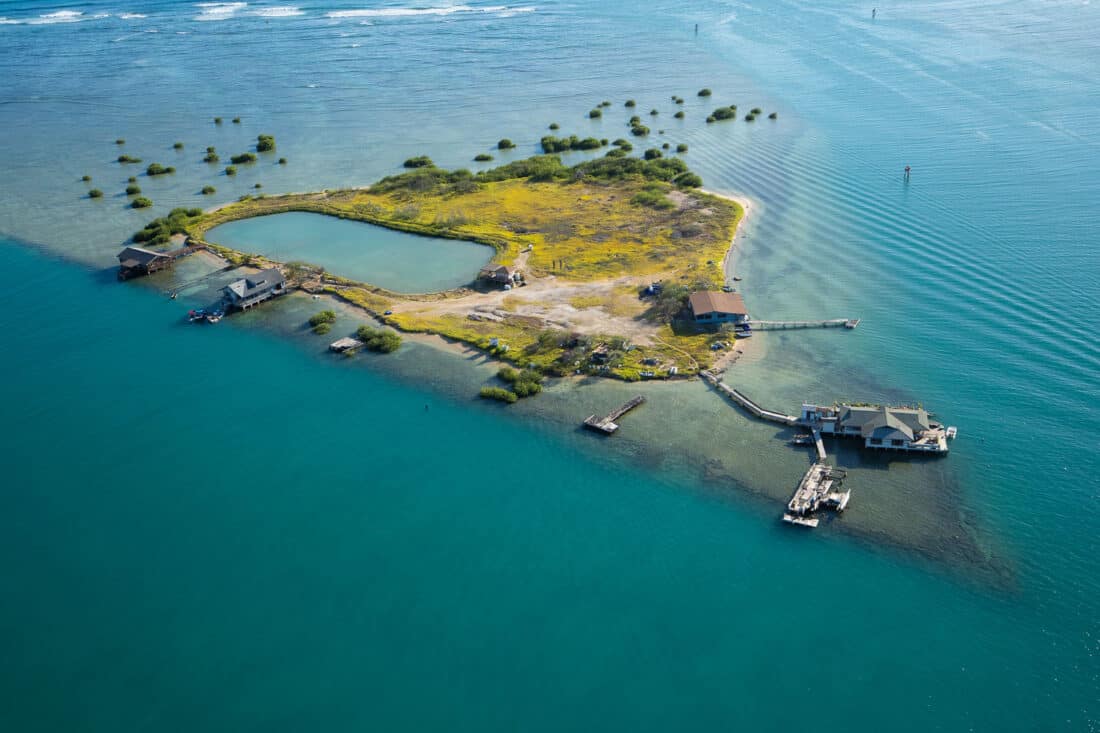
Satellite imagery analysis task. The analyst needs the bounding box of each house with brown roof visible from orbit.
[688,291,748,324]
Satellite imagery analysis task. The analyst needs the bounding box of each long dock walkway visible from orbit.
[748,318,860,331]
[700,371,798,426]
[583,395,645,434]
[811,427,827,461]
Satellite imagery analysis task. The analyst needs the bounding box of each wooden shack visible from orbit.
[117,246,173,280]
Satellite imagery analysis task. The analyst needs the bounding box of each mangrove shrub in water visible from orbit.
[355,325,402,353]
[589,109,602,119]
[769,112,778,119]
[202,185,216,195]
[710,106,737,121]
[698,88,712,97]
[497,367,543,397]
[479,386,517,404]
[118,155,142,164]
[173,142,184,150]
[230,152,257,164]
[126,184,141,195]
[474,153,494,162]
[631,124,650,137]
[81,175,92,182]
[131,197,153,209]
[128,176,137,183]
[214,117,223,124]
[232,117,241,124]
[497,139,516,150]
[644,148,663,160]
[625,99,636,107]
[278,157,288,165]
[115,138,126,145]
[309,310,337,333]
[549,122,559,130]
[674,110,685,119]
[403,155,434,169]
[676,143,689,153]
[256,134,276,152]
[204,147,220,163]
[146,163,175,176]
[87,189,103,199]
[225,165,237,176]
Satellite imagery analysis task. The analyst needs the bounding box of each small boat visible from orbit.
[790,434,813,445]
[205,310,224,324]
[188,308,206,323]
[733,276,743,281]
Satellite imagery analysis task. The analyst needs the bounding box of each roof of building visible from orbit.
[689,291,746,315]
[225,268,285,299]
[839,405,930,440]
[117,246,169,267]
[479,263,516,281]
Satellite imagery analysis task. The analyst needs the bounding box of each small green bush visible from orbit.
[650,108,659,116]
[117,155,142,164]
[549,122,559,130]
[173,142,184,149]
[673,172,703,188]
[128,176,137,183]
[125,184,141,195]
[661,142,670,150]
[768,112,778,119]
[278,157,288,164]
[589,109,602,118]
[87,189,103,198]
[214,117,223,124]
[355,325,402,353]
[710,107,736,121]
[202,185,216,195]
[256,134,275,152]
[631,124,650,137]
[230,152,257,164]
[674,96,684,104]
[612,138,632,150]
[312,322,332,335]
[629,115,641,126]
[644,148,663,160]
[146,163,174,176]
[676,143,688,153]
[225,166,237,176]
[403,155,433,168]
[497,139,516,150]
[605,148,627,158]
[631,187,674,210]
[625,99,636,107]
[254,182,263,189]
[81,175,91,182]
[706,116,716,123]
[745,113,756,121]
[309,310,337,332]
[232,117,241,124]
[698,88,712,97]
[203,147,220,163]
[600,100,611,107]
[479,386,517,404]
[750,107,762,115]
[131,196,153,208]
[674,110,685,119]
[115,138,126,145]
[497,367,544,398]
[474,153,493,162]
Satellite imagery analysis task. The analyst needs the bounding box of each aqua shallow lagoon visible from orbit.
[206,211,493,292]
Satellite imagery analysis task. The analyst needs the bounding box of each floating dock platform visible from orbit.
[583,395,645,435]
[329,337,363,353]
[782,462,849,528]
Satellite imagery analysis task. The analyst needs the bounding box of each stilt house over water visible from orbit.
[117,246,172,280]
[223,268,287,310]
[799,403,956,453]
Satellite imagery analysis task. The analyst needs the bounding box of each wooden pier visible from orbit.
[782,462,850,528]
[700,371,798,426]
[747,318,859,331]
[583,395,645,434]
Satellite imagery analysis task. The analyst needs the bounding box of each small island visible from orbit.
[169,154,746,380]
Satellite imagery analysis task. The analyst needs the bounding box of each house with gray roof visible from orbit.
[223,268,287,310]
[800,402,951,453]
[117,246,173,280]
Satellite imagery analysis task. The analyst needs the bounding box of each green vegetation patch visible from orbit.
[230,152,257,165]
[118,155,142,164]
[202,185,216,195]
[132,207,203,245]
[497,138,516,150]
[126,184,141,196]
[256,134,276,152]
[474,153,494,162]
[698,88,712,97]
[497,366,543,398]
[131,197,153,209]
[479,386,517,404]
[87,189,103,199]
[146,163,175,176]
[355,325,402,353]
[540,135,602,153]
[309,309,337,334]
[403,155,434,169]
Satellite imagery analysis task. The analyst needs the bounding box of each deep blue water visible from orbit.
[0,1,1098,730]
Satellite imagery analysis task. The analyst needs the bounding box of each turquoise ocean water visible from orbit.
[1,1,1098,730]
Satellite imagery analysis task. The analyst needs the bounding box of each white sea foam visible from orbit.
[326,5,533,19]
[194,2,247,21]
[26,10,110,25]
[119,13,148,20]
[0,17,22,24]
[250,6,304,17]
